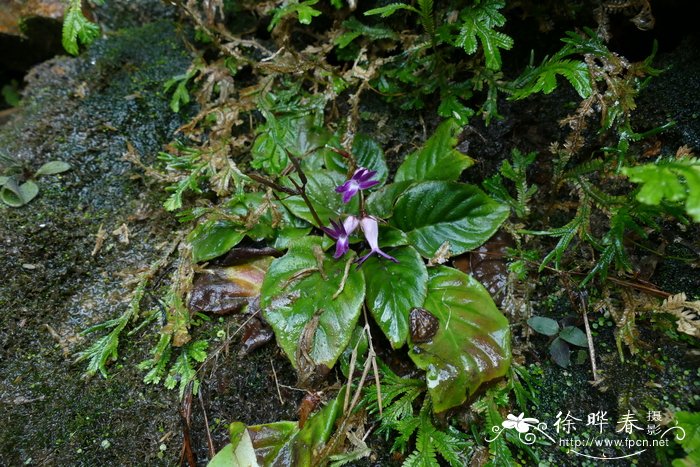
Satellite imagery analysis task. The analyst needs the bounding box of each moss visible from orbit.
[0,19,191,466]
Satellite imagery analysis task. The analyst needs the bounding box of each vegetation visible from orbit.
[55,0,700,465]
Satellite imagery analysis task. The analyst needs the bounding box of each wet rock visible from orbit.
[0,17,192,466]
[0,0,67,72]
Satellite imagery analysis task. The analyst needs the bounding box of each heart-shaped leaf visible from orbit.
[363,246,428,348]
[0,179,39,207]
[189,220,245,263]
[560,326,587,347]
[227,388,344,466]
[366,181,413,219]
[549,337,570,368]
[527,316,559,336]
[390,181,509,258]
[35,161,71,176]
[408,266,511,412]
[280,170,359,225]
[261,237,365,373]
[325,134,389,185]
[395,119,473,182]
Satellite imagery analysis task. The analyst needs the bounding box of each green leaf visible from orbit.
[188,220,245,263]
[527,316,559,336]
[210,422,260,467]
[252,114,329,175]
[674,411,700,463]
[623,158,700,222]
[559,326,588,347]
[281,169,359,225]
[269,0,322,30]
[454,0,513,70]
[395,120,473,183]
[325,134,389,186]
[0,179,39,207]
[408,267,511,412]
[35,161,71,176]
[62,0,100,55]
[363,246,428,348]
[366,181,413,219]
[549,337,570,368]
[335,17,398,48]
[510,59,592,100]
[364,3,416,18]
[242,388,345,465]
[390,181,509,258]
[260,237,366,372]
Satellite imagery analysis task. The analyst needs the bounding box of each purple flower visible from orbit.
[335,167,379,203]
[357,216,398,265]
[323,216,359,259]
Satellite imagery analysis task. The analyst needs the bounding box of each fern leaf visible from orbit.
[623,156,700,222]
[511,59,591,100]
[365,3,417,18]
[62,0,100,55]
[455,0,513,70]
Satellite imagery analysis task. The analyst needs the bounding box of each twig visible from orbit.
[179,381,196,467]
[581,305,600,384]
[363,307,383,415]
[344,334,361,414]
[270,358,284,404]
[198,390,216,459]
[247,173,297,195]
[332,255,354,300]
[288,154,324,228]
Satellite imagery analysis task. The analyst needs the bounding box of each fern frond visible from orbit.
[511,58,591,100]
[62,0,100,55]
[455,0,513,70]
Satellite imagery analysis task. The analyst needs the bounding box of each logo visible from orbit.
[486,410,686,460]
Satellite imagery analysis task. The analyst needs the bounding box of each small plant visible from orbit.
[62,0,103,55]
[623,147,700,222]
[483,148,539,218]
[0,158,71,207]
[527,316,588,368]
[364,363,472,467]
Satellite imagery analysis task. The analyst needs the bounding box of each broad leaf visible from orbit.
[0,179,39,207]
[36,161,71,176]
[260,237,365,372]
[527,316,559,336]
[408,267,511,412]
[559,326,587,347]
[549,337,570,368]
[325,133,389,186]
[231,388,345,466]
[208,423,259,467]
[390,181,509,258]
[363,246,428,348]
[252,114,329,175]
[395,119,473,182]
[366,181,413,219]
[281,169,359,225]
[189,220,244,263]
